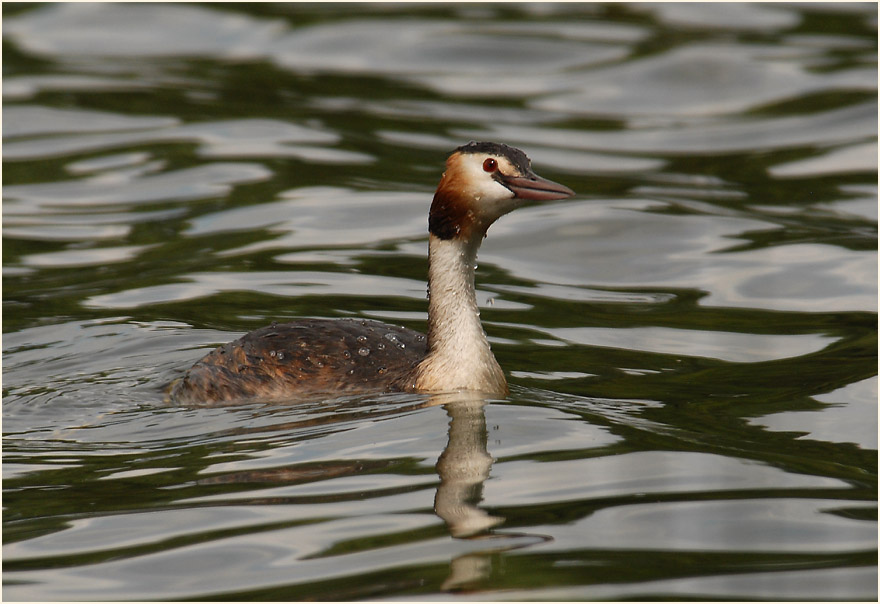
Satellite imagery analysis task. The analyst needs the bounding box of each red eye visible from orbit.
[482,158,497,172]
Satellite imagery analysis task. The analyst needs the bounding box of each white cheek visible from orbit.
[481,185,520,221]
[472,176,514,203]
[473,175,518,221]
[461,157,514,201]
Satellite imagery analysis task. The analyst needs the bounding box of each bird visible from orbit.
[169,142,574,404]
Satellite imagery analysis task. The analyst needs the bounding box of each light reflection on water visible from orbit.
[3,2,876,601]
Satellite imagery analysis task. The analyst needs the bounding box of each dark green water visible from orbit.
[3,3,877,600]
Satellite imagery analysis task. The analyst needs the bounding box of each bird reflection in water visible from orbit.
[192,393,550,593]
[430,392,551,592]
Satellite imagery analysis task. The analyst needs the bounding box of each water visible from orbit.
[3,3,877,600]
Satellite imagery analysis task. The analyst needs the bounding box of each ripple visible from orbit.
[83,271,426,309]
[488,451,846,507]
[185,187,425,246]
[752,377,878,449]
[3,74,152,102]
[547,326,836,363]
[21,244,156,269]
[3,105,178,139]
[465,101,877,155]
[4,109,342,162]
[540,497,872,551]
[533,41,874,118]
[636,2,801,31]
[3,3,285,59]
[769,141,878,178]
[487,200,877,313]
[269,18,632,97]
[5,163,272,207]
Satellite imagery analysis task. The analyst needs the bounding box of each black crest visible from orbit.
[456,141,532,174]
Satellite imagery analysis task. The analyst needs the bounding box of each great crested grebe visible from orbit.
[170,142,574,404]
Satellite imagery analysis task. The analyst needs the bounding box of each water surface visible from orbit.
[3,3,877,600]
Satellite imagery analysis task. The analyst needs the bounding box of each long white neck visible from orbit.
[409,234,507,395]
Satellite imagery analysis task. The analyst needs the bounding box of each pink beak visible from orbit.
[502,172,575,201]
